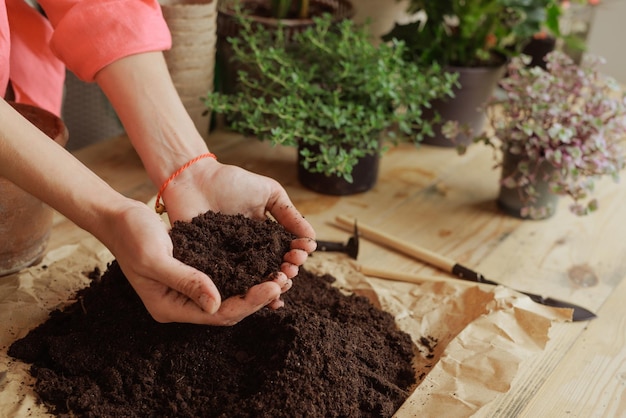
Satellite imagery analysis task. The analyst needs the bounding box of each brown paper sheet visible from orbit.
[0,240,571,417]
[303,253,571,417]
[0,239,113,417]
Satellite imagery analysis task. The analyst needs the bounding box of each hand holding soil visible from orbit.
[169,210,303,324]
[152,161,316,324]
[103,201,313,326]
[158,160,317,263]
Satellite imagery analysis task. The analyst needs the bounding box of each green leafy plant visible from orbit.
[382,0,562,67]
[204,13,458,182]
[444,51,626,217]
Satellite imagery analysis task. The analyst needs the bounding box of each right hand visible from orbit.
[100,200,296,326]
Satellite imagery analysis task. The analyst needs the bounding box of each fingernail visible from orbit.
[199,293,218,314]
[275,274,288,287]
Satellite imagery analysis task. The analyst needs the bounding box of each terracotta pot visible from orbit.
[497,149,558,220]
[422,63,506,148]
[297,143,380,195]
[0,102,69,276]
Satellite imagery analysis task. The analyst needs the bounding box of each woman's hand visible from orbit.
[104,200,309,326]
[161,157,317,278]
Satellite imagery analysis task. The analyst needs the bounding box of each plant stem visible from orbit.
[299,0,309,19]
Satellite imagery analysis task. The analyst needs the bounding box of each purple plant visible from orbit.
[445,50,626,217]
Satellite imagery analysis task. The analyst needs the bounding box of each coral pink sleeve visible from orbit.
[0,3,9,97]
[39,0,172,82]
[6,0,65,115]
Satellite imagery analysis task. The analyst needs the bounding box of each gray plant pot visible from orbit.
[497,149,559,220]
[422,64,506,148]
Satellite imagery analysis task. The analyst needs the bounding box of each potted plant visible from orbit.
[0,102,69,276]
[443,51,626,219]
[270,0,311,19]
[522,5,563,71]
[382,0,562,147]
[204,13,458,194]
[216,0,355,95]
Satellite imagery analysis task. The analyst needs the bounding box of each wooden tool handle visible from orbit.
[335,215,456,273]
[356,264,472,287]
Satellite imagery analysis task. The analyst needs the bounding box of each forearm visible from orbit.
[0,100,136,248]
[94,52,211,188]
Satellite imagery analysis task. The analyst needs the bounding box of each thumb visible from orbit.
[157,259,222,314]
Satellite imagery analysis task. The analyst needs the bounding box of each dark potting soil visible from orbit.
[9,211,417,418]
[169,211,295,300]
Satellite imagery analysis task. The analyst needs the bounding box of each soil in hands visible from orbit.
[9,211,417,418]
[169,211,295,299]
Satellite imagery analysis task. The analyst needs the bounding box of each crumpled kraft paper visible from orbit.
[0,238,113,418]
[0,241,571,418]
[303,253,572,418]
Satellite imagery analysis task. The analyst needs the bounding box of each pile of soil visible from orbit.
[9,211,417,417]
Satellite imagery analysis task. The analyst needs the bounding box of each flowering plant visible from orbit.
[445,51,626,217]
[383,0,562,67]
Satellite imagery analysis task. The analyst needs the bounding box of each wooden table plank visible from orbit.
[519,274,626,418]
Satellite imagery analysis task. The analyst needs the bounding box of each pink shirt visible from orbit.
[2,0,172,116]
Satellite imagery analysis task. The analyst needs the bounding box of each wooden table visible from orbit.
[58,130,626,417]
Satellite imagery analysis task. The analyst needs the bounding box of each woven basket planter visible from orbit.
[160,0,218,138]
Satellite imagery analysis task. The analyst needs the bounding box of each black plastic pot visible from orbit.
[522,36,557,70]
[297,147,380,195]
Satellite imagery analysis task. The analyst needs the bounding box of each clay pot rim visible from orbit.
[0,102,69,277]
[8,101,69,147]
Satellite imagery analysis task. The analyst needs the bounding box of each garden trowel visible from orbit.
[334,215,597,322]
[316,221,359,259]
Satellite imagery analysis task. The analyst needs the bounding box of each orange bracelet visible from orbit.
[154,152,217,214]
